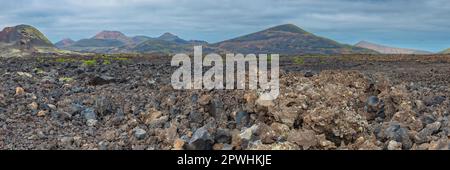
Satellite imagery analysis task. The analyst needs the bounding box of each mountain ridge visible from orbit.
[2,24,385,56]
[355,41,432,54]
[211,24,375,55]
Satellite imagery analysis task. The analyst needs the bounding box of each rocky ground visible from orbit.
[0,55,449,150]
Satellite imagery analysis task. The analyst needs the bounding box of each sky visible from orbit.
[1,0,450,52]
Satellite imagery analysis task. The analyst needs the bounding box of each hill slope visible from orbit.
[355,41,432,54]
[440,48,450,54]
[211,24,375,55]
[0,24,58,57]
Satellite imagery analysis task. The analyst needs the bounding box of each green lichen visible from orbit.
[59,77,74,83]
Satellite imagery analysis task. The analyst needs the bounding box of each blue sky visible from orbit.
[1,0,450,52]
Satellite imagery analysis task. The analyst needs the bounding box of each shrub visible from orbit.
[103,60,112,65]
[82,59,97,66]
[293,57,305,65]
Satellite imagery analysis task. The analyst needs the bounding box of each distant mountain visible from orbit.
[0,24,59,57]
[127,39,190,54]
[120,33,208,54]
[211,24,375,55]
[72,39,126,47]
[65,40,123,53]
[355,41,432,54]
[92,31,132,44]
[157,32,188,44]
[55,38,75,48]
[61,31,208,53]
[131,36,153,44]
[440,48,450,54]
[188,40,208,45]
[156,33,208,45]
[61,31,132,53]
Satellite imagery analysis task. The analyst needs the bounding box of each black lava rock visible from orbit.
[81,108,96,121]
[425,96,446,106]
[69,103,85,115]
[235,111,249,127]
[379,122,412,149]
[88,75,116,86]
[304,71,314,78]
[186,127,214,150]
[215,128,232,144]
[189,112,204,124]
[365,96,385,119]
[208,99,224,119]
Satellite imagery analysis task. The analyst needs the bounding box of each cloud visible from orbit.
[1,0,449,51]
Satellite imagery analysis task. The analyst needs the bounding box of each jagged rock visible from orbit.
[377,122,412,149]
[198,95,211,105]
[270,122,290,141]
[69,103,85,115]
[387,140,402,150]
[428,138,449,150]
[391,111,423,131]
[94,96,113,116]
[173,138,185,150]
[365,96,385,120]
[287,129,317,149]
[208,99,224,119]
[81,108,97,126]
[133,127,147,140]
[17,72,32,78]
[102,130,116,141]
[15,87,25,96]
[37,110,47,117]
[47,104,57,110]
[304,71,314,78]
[213,143,224,150]
[256,123,277,144]
[414,122,441,144]
[414,100,426,112]
[235,111,249,127]
[420,114,436,126]
[271,98,302,127]
[142,108,163,125]
[239,124,259,141]
[215,128,231,144]
[188,112,203,124]
[222,144,233,150]
[60,137,74,145]
[424,96,446,106]
[88,75,116,86]
[186,126,214,150]
[28,102,38,111]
